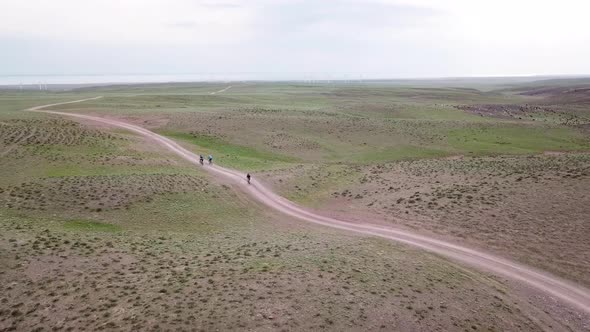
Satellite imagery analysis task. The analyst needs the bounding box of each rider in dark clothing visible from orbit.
[246,173,251,184]
[199,155,204,165]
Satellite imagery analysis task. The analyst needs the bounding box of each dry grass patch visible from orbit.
[0,174,207,213]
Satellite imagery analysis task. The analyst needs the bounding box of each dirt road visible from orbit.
[209,85,232,95]
[28,97,590,315]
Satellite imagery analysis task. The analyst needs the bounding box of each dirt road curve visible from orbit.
[28,97,590,315]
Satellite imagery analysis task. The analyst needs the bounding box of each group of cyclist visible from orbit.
[198,154,213,165]
[198,154,252,184]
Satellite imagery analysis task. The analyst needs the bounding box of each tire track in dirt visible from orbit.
[209,85,232,95]
[28,97,590,315]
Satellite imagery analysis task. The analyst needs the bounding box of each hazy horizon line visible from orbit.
[2,73,590,86]
[3,73,590,78]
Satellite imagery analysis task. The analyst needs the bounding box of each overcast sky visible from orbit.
[1,0,590,79]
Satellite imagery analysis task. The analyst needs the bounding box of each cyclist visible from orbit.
[208,155,213,164]
[246,173,251,184]
[199,155,204,165]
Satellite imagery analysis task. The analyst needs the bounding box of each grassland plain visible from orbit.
[1,92,578,331]
[32,82,590,279]
[48,82,590,166]
[1,80,590,330]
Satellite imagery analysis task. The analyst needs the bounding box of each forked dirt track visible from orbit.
[28,97,590,315]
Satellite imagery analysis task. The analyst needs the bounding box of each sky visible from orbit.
[1,0,590,80]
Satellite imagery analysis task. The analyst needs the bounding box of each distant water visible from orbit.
[0,74,260,85]
[0,73,372,86]
[3,73,560,87]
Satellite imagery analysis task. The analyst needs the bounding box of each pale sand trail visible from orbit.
[27,97,590,315]
[209,85,232,95]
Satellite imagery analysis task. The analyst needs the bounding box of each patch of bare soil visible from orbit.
[264,132,322,152]
[0,174,208,213]
[0,118,123,148]
[456,104,590,126]
[519,86,590,105]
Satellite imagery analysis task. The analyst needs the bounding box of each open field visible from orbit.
[47,82,590,166]
[1,78,590,330]
[261,153,590,286]
[34,80,590,282]
[0,105,568,331]
[3,210,569,331]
